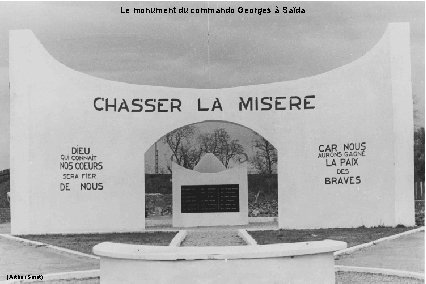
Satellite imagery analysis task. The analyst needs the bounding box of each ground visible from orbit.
[181,230,246,246]
[17,232,177,254]
[0,237,99,281]
[335,272,423,284]
[248,226,417,247]
[0,224,423,283]
[336,232,425,272]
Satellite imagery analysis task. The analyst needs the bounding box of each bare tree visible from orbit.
[162,125,202,172]
[251,137,277,174]
[162,126,247,171]
[198,128,246,168]
[222,139,247,168]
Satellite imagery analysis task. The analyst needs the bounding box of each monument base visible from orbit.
[94,240,347,284]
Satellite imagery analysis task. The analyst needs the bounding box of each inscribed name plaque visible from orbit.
[181,184,240,213]
[172,154,248,227]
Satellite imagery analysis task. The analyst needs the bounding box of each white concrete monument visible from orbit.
[172,153,248,227]
[9,23,415,234]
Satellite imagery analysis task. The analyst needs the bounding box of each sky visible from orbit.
[0,1,424,171]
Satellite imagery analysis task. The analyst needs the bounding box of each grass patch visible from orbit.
[17,231,177,255]
[249,227,417,248]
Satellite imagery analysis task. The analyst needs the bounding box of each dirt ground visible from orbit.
[336,272,423,284]
[181,229,246,246]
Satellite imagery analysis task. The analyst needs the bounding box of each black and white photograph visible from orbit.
[0,1,424,283]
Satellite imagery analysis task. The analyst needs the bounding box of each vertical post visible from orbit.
[155,142,159,174]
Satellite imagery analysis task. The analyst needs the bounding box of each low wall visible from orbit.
[93,240,346,284]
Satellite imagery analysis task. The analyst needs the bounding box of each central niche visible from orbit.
[172,153,248,227]
[144,120,279,228]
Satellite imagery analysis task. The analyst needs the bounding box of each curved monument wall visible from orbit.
[9,23,414,234]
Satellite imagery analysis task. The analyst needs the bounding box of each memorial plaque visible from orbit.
[181,184,239,213]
